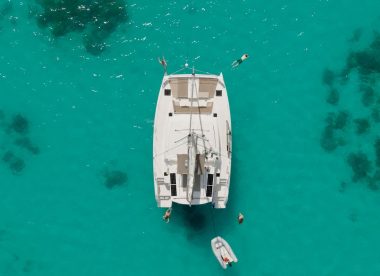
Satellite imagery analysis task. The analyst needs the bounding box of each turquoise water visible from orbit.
[1,0,380,275]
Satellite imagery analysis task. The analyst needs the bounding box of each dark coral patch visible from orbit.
[373,107,380,123]
[320,112,349,152]
[341,31,380,80]
[83,30,109,56]
[339,181,347,193]
[322,68,335,87]
[360,86,375,107]
[0,0,13,17]
[375,138,380,167]
[343,47,380,78]
[349,28,362,43]
[355,51,380,75]
[368,170,380,191]
[370,31,380,51]
[349,211,358,222]
[354,118,370,135]
[36,0,127,55]
[22,260,33,273]
[325,111,349,130]
[9,114,29,134]
[322,30,380,192]
[103,170,127,189]
[0,110,5,128]
[2,150,14,163]
[320,125,339,152]
[326,88,339,105]
[9,158,25,173]
[340,52,357,81]
[347,152,372,182]
[335,111,350,129]
[14,137,40,155]
[2,150,25,174]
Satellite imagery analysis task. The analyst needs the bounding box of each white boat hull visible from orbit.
[153,72,232,208]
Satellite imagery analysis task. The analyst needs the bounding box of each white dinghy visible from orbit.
[211,236,238,269]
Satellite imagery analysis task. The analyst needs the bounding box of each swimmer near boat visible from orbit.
[238,212,244,224]
[231,54,249,68]
[158,56,167,73]
[162,207,172,223]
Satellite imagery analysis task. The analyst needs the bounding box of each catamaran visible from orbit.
[153,65,232,208]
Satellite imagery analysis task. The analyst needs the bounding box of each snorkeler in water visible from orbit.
[163,207,172,223]
[232,54,249,68]
[158,56,167,73]
[238,212,244,224]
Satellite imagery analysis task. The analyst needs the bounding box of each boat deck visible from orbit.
[153,73,232,208]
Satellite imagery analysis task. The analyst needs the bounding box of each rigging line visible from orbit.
[195,143,212,151]
[194,68,212,75]
[191,133,209,142]
[153,140,188,158]
[189,68,195,134]
[195,142,229,159]
[173,134,191,144]
[171,66,187,75]
[175,128,210,132]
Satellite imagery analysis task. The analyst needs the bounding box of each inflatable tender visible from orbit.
[211,236,238,269]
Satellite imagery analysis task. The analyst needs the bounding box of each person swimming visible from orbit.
[232,54,249,68]
[162,207,172,223]
[238,212,244,224]
[158,56,167,72]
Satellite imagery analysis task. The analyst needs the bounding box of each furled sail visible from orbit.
[187,134,196,205]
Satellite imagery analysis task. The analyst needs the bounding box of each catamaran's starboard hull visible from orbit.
[153,73,232,208]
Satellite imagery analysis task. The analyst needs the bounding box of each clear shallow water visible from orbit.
[1,0,380,275]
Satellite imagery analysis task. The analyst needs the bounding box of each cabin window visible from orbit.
[171,185,177,196]
[170,173,177,196]
[206,185,213,197]
[170,173,176,184]
[169,112,173,117]
[207,174,214,185]
[164,89,171,96]
[206,174,214,197]
[216,90,222,96]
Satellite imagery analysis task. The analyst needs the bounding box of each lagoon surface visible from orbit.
[1,0,380,275]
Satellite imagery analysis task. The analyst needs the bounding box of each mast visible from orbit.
[187,67,196,205]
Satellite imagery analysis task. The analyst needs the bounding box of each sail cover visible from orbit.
[187,134,196,204]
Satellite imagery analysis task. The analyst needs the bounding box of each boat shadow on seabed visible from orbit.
[170,205,239,247]
[167,150,241,243]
